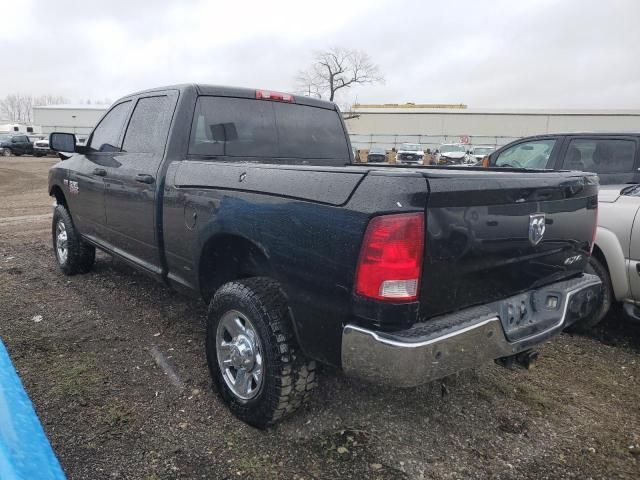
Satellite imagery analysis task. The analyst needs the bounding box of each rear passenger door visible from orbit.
[557,136,639,184]
[102,91,178,274]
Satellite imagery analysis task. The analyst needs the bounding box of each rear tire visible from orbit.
[206,277,317,428]
[52,205,95,275]
[567,256,612,332]
[2,148,11,157]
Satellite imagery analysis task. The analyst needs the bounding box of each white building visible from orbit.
[33,104,109,139]
[345,104,640,150]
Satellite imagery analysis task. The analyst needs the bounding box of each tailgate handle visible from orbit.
[93,168,107,177]
[136,174,155,184]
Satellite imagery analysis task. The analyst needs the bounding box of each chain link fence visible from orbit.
[349,133,523,151]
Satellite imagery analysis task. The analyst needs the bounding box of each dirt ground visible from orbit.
[0,155,639,480]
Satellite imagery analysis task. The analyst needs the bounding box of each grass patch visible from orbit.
[100,402,134,428]
[512,383,558,410]
[49,353,103,398]
[483,372,559,410]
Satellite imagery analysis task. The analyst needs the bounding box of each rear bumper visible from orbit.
[342,274,601,387]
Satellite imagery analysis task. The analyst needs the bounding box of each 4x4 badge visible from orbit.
[529,213,546,246]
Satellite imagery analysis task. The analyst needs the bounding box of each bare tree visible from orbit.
[0,94,27,122]
[295,47,384,102]
[0,94,68,123]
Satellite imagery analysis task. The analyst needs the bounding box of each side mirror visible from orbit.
[49,132,77,153]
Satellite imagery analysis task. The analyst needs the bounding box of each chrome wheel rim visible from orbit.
[216,310,263,401]
[55,220,68,265]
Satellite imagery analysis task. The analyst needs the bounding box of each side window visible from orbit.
[122,95,176,155]
[88,101,131,153]
[495,139,556,169]
[562,139,636,174]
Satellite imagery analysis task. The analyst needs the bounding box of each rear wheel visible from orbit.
[52,205,95,275]
[206,278,317,428]
[2,148,11,157]
[567,256,612,332]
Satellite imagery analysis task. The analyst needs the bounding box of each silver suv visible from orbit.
[573,184,640,330]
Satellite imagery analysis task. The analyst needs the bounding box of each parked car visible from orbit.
[437,144,469,164]
[470,145,495,162]
[0,134,33,156]
[485,133,640,185]
[569,184,640,330]
[396,143,424,164]
[367,146,387,162]
[33,139,53,157]
[48,84,600,428]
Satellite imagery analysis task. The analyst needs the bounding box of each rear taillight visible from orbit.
[355,213,425,302]
[255,89,294,103]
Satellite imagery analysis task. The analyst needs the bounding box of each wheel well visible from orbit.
[50,185,67,208]
[198,235,274,303]
[591,244,608,271]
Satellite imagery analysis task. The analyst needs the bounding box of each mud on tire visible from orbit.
[52,204,96,275]
[206,277,317,428]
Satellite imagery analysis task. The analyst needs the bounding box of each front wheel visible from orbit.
[52,205,96,275]
[206,278,317,428]
[2,148,11,157]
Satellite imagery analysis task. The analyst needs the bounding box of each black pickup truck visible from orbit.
[48,84,601,428]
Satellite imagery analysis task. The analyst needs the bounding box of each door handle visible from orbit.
[93,168,107,176]
[135,174,155,184]
[636,263,640,276]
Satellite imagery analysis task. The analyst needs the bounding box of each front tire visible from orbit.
[567,256,612,332]
[2,148,11,157]
[206,278,317,428]
[52,205,96,275]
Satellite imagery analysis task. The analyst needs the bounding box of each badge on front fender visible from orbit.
[529,213,546,246]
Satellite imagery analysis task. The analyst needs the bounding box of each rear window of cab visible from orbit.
[188,96,349,163]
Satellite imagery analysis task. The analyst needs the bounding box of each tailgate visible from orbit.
[420,169,598,320]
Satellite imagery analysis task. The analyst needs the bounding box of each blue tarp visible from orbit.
[0,340,66,480]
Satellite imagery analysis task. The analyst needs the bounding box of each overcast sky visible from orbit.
[2,0,638,108]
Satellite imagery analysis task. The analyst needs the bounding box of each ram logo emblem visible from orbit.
[529,213,546,246]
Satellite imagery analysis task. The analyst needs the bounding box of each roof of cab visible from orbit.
[116,83,337,111]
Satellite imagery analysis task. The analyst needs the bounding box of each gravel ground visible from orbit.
[0,155,639,479]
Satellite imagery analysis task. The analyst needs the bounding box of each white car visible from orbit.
[396,143,424,165]
[33,138,51,157]
[469,145,495,163]
[437,144,469,164]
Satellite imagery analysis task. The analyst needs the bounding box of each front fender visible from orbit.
[594,226,629,301]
